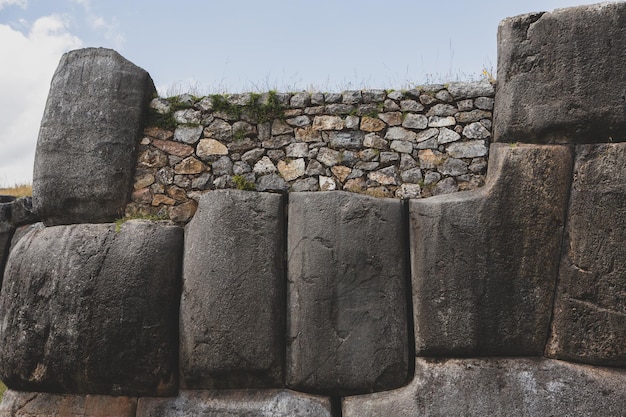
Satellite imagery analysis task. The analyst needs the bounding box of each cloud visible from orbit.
[0,0,27,11]
[0,15,82,186]
[71,0,124,49]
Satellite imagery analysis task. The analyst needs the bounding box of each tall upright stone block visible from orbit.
[287,191,409,396]
[546,143,626,366]
[33,48,156,225]
[410,143,572,356]
[180,190,285,389]
[494,3,626,144]
[0,220,182,396]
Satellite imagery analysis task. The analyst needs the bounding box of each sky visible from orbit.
[0,0,618,186]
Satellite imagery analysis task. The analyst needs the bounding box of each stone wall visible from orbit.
[129,82,494,223]
[1,3,626,416]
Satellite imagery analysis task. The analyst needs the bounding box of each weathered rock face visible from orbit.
[0,220,182,396]
[9,222,45,251]
[342,358,626,417]
[136,389,333,417]
[0,390,137,417]
[287,191,409,396]
[33,48,156,225]
[410,143,572,356]
[180,190,285,389]
[0,202,14,285]
[9,197,39,227]
[494,3,626,144]
[546,143,626,366]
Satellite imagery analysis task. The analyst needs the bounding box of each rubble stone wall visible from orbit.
[129,81,494,223]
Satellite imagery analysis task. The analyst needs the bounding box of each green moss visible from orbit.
[210,91,285,123]
[146,108,177,130]
[363,108,380,118]
[167,96,195,112]
[233,175,256,191]
[231,128,247,142]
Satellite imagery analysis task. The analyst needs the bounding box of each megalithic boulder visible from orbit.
[494,3,626,144]
[33,48,156,226]
[410,143,572,356]
[136,390,333,417]
[0,390,137,417]
[343,358,626,417]
[546,143,626,366]
[287,191,409,396]
[180,190,285,389]
[0,220,182,396]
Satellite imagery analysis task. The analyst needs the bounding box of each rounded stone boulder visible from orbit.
[0,220,183,396]
[33,48,156,225]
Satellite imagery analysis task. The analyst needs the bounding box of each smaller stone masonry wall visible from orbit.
[129,82,494,223]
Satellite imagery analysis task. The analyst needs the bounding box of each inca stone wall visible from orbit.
[0,3,626,416]
[129,81,494,223]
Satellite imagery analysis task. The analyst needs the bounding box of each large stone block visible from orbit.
[343,358,626,417]
[0,390,137,417]
[136,389,333,417]
[494,3,626,144]
[546,143,626,366]
[0,220,182,396]
[180,190,285,389]
[0,202,14,286]
[410,143,572,356]
[287,191,409,396]
[9,197,39,227]
[33,48,156,225]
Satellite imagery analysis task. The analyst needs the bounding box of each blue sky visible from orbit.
[0,0,616,186]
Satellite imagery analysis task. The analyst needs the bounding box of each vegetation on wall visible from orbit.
[210,91,285,123]
[146,90,286,131]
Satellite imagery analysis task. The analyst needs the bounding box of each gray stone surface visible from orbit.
[287,191,409,396]
[9,222,45,251]
[546,143,626,366]
[410,143,572,356]
[256,174,289,192]
[494,3,626,144]
[0,203,14,286]
[0,220,182,396]
[447,81,494,99]
[136,389,332,417]
[0,390,137,417]
[33,48,155,225]
[328,131,364,149]
[343,358,626,417]
[180,190,285,389]
[9,197,39,227]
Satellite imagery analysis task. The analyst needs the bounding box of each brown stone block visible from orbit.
[0,390,137,417]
